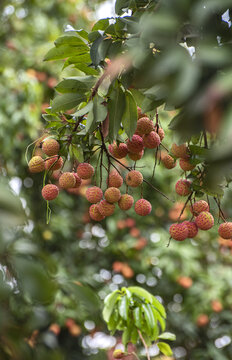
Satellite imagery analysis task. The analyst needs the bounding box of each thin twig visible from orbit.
[138,330,150,360]
[177,192,193,221]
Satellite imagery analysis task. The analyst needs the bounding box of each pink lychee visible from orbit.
[169,222,189,241]
[86,186,103,203]
[135,199,152,216]
[89,204,105,221]
[218,222,232,239]
[42,138,60,156]
[77,163,94,179]
[98,200,115,216]
[195,211,214,230]
[42,184,59,201]
[118,194,134,211]
[175,179,191,196]
[126,170,143,187]
[104,187,121,203]
[143,131,160,149]
[126,135,144,154]
[59,172,76,189]
[107,170,123,188]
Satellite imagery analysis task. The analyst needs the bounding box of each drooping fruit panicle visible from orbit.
[191,200,209,215]
[77,163,94,179]
[135,199,152,216]
[42,138,60,156]
[171,143,189,159]
[169,222,189,241]
[86,186,103,203]
[45,155,63,171]
[107,170,123,188]
[195,211,214,230]
[218,222,232,239]
[128,150,144,161]
[183,221,198,238]
[118,194,134,211]
[89,204,105,221]
[179,158,195,171]
[175,179,191,196]
[28,156,45,173]
[162,154,176,169]
[42,184,59,201]
[126,135,144,154]
[59,172,76,189]
[98,200,115,216]
[143,131,160,149]
[126,170,143,187]
[104,187,121,203]
[135,117,154,135]
[108,142,128,159]
[73,173,82,188]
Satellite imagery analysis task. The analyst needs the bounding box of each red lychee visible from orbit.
[126,170,143,187]
[218,222,232,239]
[175,179,191,196]
[118,194,134,210]
[86,186,103,203]
[45,155,63,171]
[108,141,128,159]
[183,221,198,238]
[191,200,209,215]
[107,170,123,188]
[135,199,152,216]
[77,163,94,179]
[98,200,115,216]
[156,127,165,141]
[169,222,189,241]
[73,173,82,188]
[195,211,214,230]
[179,158,195,171]
[28,156,45,173]
[128,150,144,161]
[42,184,59,201]
[135,117,154,135]
[89,204,105,221]
[104,187,121,203]
[59,172,76,189]
[171,143,189,159]
[143,131,160,149]
[162,154,176,169]
[42,138,60,156]
[126,135,144,154]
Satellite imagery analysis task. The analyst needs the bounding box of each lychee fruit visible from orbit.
[169,222,189,241]
[143,131,160,149]
[137,107,146,119]
[196,314,209,327]
[183,221,198,238]
[89,204,105,221]
[86,186,103,203]
[218,222,232,239]
[177,276,193,288]
[126,170,143,187]
[126,134,144,154]
[77,163,94,179]
[107,170,123,188]
[98,200,115,216]
[128,150,144,161]
[156,127,165,141]
[59,172,76,189]
[179,158,195,171]
[42,138,60,156]
[113,349,125,359]
[162,154,176,169]
[73,173,82,188]
[45,155,63,171]
[135,117,154,135]
[211,300,223,313]
[171,143,189,159]
[191,200,209,215]
[195,211,214,230]
[28,156,45,173]
[175,179,191,196]
[42,184,59,201]
[135,199,152,216]
[108,142,128,159]
[118,194,134,210]
[104,187,121,203]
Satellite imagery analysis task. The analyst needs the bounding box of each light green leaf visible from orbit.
[122,90,138,139]
[44,45,88,61]
[158,342,173,356]
[54,35,87,47]
[118,295,129,321]
[128,286,153,303]
[108,84,126,142]
[93,96,107,123]
[75,63,99,75]
[142,304,155,336]
[51,93,86,112]
[71,144,84,162]
[152,297,166,318]
[133,307,142,329]
[158,332,176,341]
[122,328,130,347]
[73,101,93,117]
[103,291,119,322]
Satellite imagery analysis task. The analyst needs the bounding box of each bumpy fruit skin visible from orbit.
[184,221,198,238]
[169,222,189,241]
[98,200,115,216]
[73,173,82,188]
[107,170,123,188]
[28,156,44,173]
[162,154,176,169]
[191,200,209,215]
[175,179,191,196]
[127,135,144,154]
[45,155,63,171]
[135,199,152,216]
[128,150,144,161]
[89,204,105,221]
[179,158,195,171]
[113,349,125,359]
[118,194,134,210]
[126,170,143,187]
[171,143,189,159]
[86,186,103,203]
[218,222,232,239]
[157,127,165,141]
[143,131,160,149]
[105,187,121,203]
[135,117,154,135]
[59,172,76,189]
[42,184,59,201]
[42,138,60,156]
[77,163,94,179]
[195,211,214,230]
[108,142,128,159]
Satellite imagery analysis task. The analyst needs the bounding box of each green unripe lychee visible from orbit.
[29,156,45,173]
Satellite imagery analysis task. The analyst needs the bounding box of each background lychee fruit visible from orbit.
[77,163,94,179]
[135,117,154,135]
[195,211,214,230]
[118,194,134,210]
[126,170,143,187]
[126,135,144,154]
[42,138,60,156]
[86,186,103,203]
[171,143,189,159]
[218,222,232,239]
[59,172,76,189]
[108,142,128,159]
[196,314,209,327]
[175,179,191,196]
[98,200,115,216]
[137,107,146,119]
[183,221,198,238]
[104,187,121,203]
[107,170,123,188]
[191,200,209,215]
[128,150,144,161]
[135,199,152,216]
[89,204,105,221]
[45,155,63,171]
[169,222,189,241]
[179,158,195,171]
[42,184,59,201]
[162,154,176,169]
[28,156,44,173]
[113,349,125,359]
[73,173,82,188]
[143,131,160,149]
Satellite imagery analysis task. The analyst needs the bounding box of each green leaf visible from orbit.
[115,0,130,15]
[71,144,84,162]
[158,332,176,341]
[108,84,126,142]
[54,35,87,47]
[122,90,138,139]
[63,53,91,69]
[142,304,155,336]
[51,93,86,112]
[92,19,110,31]
[133,307,142,329]
[158,342,173,356]
[90,36,104,66]
[154,307,166,332]
[128,286,153,303]
[131,328,139,344]
[55,76,96,94]
[73,101,93,117]
[93,96,108,123]
[103,291,119,322]
[152,297,166,318]
[74,63,99,75]
[85,109,96,133]
[44,45,88,61]
[75,29,89,40]
[122,328,130,347]
[118,295,129,321]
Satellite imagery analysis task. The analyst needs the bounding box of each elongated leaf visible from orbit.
[55,36,87,47]
[154,307,166,332]
[93,96,107,123]
[115,0,130,15]
[73,101,93,117]
[133,307,142,329]
[85,109,96,133]
[122,90,138,139]
[128,286,153,303]
[158,342,173,356]
[152,297,166,318]
[51,93,86,112]
[122,328,130,347]
[142,304,155,336]
[131,327,139,344]
[44,45,88,61]
[90,36,104,66]
[75,63,99,75]
[158,332,176,341]
[108,85,126,142]
[71,144,84,162]
[103,291,119,322]
[118,295,129,321]
[55,76,96,94]
[63,53,91,69]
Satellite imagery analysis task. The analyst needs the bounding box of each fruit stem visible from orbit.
[177,192,193,222]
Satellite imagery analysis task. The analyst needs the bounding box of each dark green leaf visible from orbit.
[93,96,108,123]
[55,76,96,94]
[90,36,104,66]
[122,90,138,139]
[54,35,87,47]
[108,84,126,142]
[51,93,86,112]
[44,45,88,61]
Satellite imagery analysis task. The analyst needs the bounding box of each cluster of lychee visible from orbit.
[161,142,195,172]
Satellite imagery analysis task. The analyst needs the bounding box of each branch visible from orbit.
[138,330,150,360]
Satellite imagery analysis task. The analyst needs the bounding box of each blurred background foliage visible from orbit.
[0,0,232,359]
